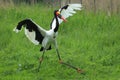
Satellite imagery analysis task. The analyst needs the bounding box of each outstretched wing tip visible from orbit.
[58,3,82,24]
[69,4,82,10]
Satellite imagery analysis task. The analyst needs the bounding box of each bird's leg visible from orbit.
[37,48,45,72]
[54,40,82,73]
[56,49,82,73]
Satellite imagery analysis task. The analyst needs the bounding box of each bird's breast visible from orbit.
[46,30,58,39]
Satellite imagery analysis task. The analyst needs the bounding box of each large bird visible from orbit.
[13,4,82,72]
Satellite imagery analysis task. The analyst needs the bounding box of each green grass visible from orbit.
[0,4,120,80]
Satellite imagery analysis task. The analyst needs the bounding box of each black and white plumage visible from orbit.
[13,4,82,72]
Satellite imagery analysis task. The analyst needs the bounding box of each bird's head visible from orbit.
[54,10,67,22]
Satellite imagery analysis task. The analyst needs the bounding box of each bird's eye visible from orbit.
[56,11,60,16]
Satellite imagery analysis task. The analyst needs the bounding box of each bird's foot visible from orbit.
[39,58,43,62]
[59,60,63,64]
[77,68,84,74]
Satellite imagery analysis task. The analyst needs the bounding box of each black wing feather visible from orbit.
[61,5,69,11]
[16,19,44,44]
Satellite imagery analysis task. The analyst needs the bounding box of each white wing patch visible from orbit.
[13,28,20,33]
[58,4,82,24]
[25,28,39,45]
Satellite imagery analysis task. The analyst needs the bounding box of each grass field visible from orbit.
[0,4,120,80]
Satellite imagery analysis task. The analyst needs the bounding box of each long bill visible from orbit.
[61,16,67,22]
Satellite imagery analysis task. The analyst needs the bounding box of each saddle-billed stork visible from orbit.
[13,4,82,72]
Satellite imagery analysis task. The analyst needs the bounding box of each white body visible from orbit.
[13,4,82,51]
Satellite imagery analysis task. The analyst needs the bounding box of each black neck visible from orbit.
[54,15,59,32]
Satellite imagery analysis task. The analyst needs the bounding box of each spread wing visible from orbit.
[58,4,82,24]
[13,19,46,45]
